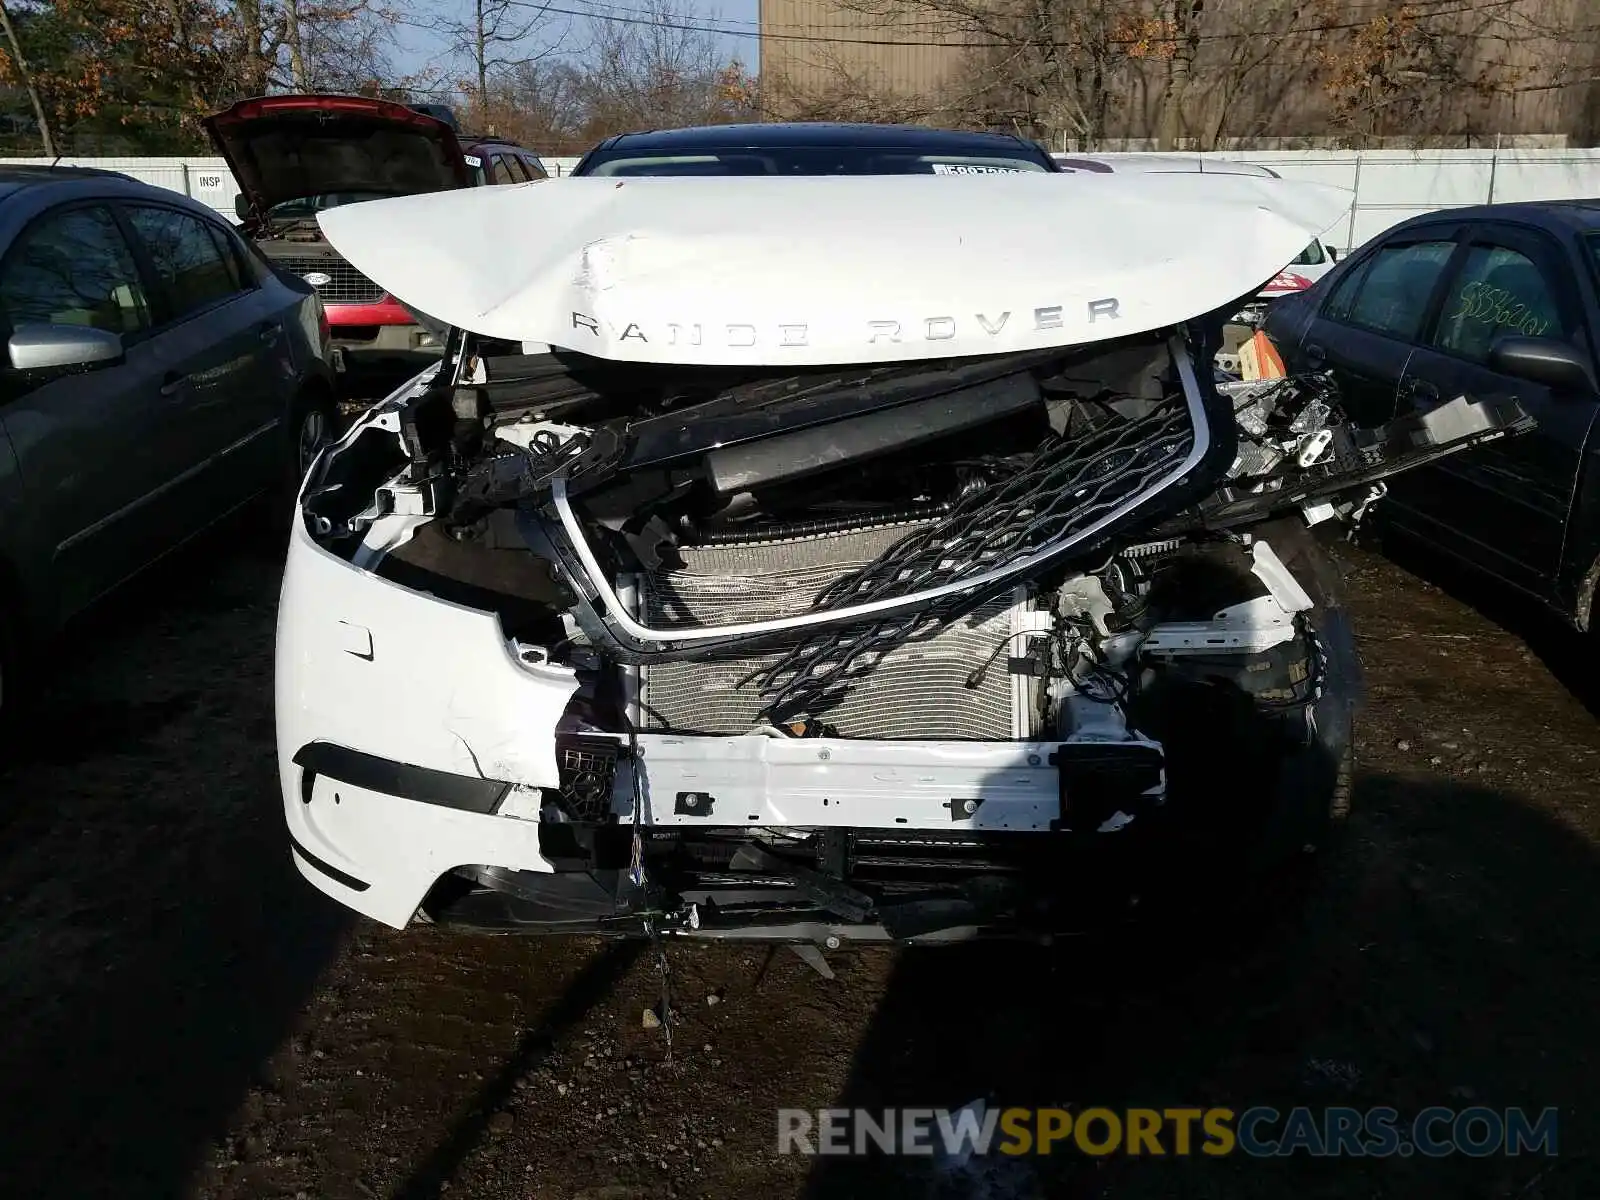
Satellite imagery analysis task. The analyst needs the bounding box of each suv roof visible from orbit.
[593,122,1047,156]
[461,135,536,152]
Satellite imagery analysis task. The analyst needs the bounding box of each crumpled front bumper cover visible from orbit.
[276,509,580,928]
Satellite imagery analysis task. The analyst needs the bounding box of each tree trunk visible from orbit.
[236,0,270,96]
[0,0,56,156]
[1157,0,1203,151]
[1089,59,1107,148]
[286,0,309,91]
[1156,63,1189,150]
[476,0,489,129]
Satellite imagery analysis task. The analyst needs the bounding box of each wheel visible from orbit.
[1131,518,1360,869]
[255,387,336,550]
[290,389,335,484]
[1255,519,1362,855]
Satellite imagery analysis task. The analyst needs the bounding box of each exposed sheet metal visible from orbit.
[316,172,1351,366]
[625,734,1067,830]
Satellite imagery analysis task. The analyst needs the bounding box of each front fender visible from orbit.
[1558,419,1600,629]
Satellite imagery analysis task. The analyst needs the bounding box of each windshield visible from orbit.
[577,148,1054,177]
[267,191,391,220]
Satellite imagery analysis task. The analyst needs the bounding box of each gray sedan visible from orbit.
[0,165,336,722]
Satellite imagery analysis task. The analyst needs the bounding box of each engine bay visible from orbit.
[289,318,1533,935]
[303,321,1531,753]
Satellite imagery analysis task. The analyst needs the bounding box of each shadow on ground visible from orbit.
[1371,526,1600,720]
[0,524,355,1198]
[802,772,1600,1199]
[390,941,645,1200]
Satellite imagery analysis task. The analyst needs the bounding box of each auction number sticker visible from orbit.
[930,163,1026,174]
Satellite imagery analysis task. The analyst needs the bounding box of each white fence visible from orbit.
[1181,148,1600,251]
[0,155,241,216]
[7,147,1600,252]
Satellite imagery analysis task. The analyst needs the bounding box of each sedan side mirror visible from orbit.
[8,323,124,371]
[1326,245,1339,262]
[235,193,251,222]
[1488,335,1594,394]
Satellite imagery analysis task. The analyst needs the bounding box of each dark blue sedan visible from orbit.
[1265,201,1600,640]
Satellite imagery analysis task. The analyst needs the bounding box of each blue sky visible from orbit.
[393,0,763,94]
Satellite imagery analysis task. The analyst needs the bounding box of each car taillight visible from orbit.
[1264,271,1313,293]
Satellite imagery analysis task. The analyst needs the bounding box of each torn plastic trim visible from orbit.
[292,740,513,814]
[545,332,1211,651]
[1249,539,1315,612]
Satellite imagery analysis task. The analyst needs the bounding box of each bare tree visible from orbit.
[763,0,1600,149]
[430,0,569,130]
[806,0,1182,147]
[575,0,756,138]
[765,60,938,125]
[1283,0,1600,146]
[1153,0,1202,149]
[483,57,589,150]
[297,0,410,93]
[0,0,54,153]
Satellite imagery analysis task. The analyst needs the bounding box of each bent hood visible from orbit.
[204,94,471,225]
[317,172,1352,366]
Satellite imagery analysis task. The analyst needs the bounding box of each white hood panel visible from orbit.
[317,173,1351,366]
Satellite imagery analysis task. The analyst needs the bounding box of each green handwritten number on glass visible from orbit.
[1452,279,1551,338]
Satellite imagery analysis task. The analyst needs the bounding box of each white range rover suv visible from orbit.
[273,125,1529,943]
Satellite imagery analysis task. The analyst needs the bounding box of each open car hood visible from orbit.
[204,94,471,225]
[315,172,1351,366]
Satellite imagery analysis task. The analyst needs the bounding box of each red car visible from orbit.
[205,96,544,375]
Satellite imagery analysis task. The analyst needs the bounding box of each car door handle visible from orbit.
[258,322,281,345]
[1304,342,1326,367]
[159,372,187,397]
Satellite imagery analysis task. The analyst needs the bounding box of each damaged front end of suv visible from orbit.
[277,173,1531,942]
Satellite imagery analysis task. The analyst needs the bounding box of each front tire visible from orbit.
[1133,519,1360,868]
[1253,519,1361,858]
[290,388,336,487]
[260,387,336,545]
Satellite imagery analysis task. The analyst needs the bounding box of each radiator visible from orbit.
[632,523,1028,740]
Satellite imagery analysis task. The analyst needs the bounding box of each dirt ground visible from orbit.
[1,513,1596,1200]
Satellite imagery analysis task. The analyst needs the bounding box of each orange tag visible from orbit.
[1251,330,1287,379]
